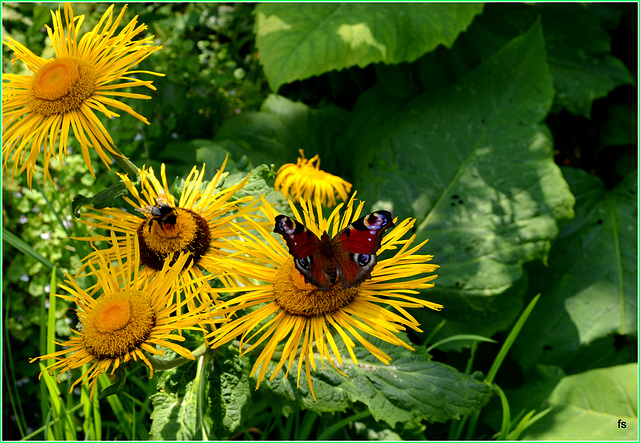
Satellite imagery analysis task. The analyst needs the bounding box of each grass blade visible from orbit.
[464,293,542,439]
[2,228,65,280]
[38,362,77,440]
[21,403,83,441]
[508,407,553,440]
[39,276,50,438]
[3,297,28,438]
[316,410,371,440]
[487,294,541,383]
[496,385,511,440]
[426,334,497,353]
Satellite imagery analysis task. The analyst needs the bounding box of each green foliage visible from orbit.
[254,3,484,91]
[149,345,253,440]
[515,168,637,372]
[408,3,634,118]
[500,364,638,441]
[2,2,636,441]
[262,334,492,427]
[203,94,351,169]
[342,21,575,341]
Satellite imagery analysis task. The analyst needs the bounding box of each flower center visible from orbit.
[28,56,97,115]
[273,261,358,317]
[137,207,211,271]
[83,290,155,359]
[95,299,131,332]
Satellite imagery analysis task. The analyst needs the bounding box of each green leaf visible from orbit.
[209,348,253,438]
[220,164,277,202]
[254,3,483,91]
[542,4,634,117]
[97,367,127,400]
[336,20,574,341]
[420,3,634,117]
[514,168,637,370]
[71,181,129,217]
[194,140,244,176]
[261,334,492,427]
[520,363,638,440]
[210,94,350,171]
[599,102,638,148]
[150,355,215,440]
[150,345,253,440]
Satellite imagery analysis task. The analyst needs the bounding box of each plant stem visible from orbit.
[109,142,139,179]
[147,343,210,370]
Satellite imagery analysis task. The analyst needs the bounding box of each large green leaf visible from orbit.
[520,363,638,440]
[514,168,637,370]
[150,356,215,440]
[261,334,492,427]
[208,94,350,171]
[413,3,633,117]
[150,346,253,440]
[335,21,575,340]
[209,348,253,438]
[542,4,634,117]
[254,3,483,91]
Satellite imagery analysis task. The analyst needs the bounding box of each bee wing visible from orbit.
[136,189,174,215]
[135,205,161,216]
[156,189,172,207]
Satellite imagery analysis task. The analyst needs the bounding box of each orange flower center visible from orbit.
[273,260,358,317]
[28,56,97,115]
[95,299,131,332]
[82,290,155,359]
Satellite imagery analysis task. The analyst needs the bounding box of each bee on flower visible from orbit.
[75,158,269,309]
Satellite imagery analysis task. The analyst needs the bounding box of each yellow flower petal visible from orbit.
[30,233,207,401]
[275,149,353,207]
[206,194,441,400]
[2,3,164,187]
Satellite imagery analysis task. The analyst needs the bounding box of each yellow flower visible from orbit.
[207,195,441,400]
[2,3,163,186]
[30,233,210,401]
[275,149,353,207]
[75,158,266,306]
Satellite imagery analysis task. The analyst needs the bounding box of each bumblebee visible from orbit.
[135,191,178,234]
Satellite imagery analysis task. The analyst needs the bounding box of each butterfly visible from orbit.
[274,211,394,290]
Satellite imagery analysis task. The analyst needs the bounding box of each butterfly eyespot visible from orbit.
[296,256,312,270]
[355,253,372,266]
[364,214,385,229]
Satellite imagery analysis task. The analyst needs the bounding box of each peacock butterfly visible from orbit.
[274,211,395,290]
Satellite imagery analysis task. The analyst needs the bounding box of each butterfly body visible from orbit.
[274,211,394,290]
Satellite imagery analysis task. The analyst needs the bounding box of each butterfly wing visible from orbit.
[333,210,394,288]
[274,215,333,289]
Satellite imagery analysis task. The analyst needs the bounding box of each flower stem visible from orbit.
[109,142,139,179]
[147,343,210,370]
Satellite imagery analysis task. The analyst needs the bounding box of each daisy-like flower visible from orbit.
[30,233,211,400]
[2,3,163,186]
[207,195,441,399]
[275,149,353,207]
[75,158,265,305]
